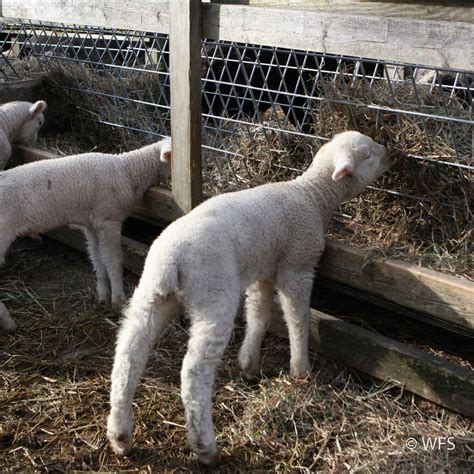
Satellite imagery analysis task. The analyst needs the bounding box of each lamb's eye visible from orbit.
[366,152,374,160]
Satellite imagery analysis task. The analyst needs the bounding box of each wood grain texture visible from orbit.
[202,3,474,70]
[319,240,474,334]
[11,144,474,334]
[169,0,203,213]
[2,1,472,69]
[2,0,170,33]
[41,225,474,419]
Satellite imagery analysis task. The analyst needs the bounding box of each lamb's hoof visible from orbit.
[289,368,312,380]
[198,448,220,466]
[108,429,132,456]
[290,360,312,379]
[107,411,133,456]
[1,319,17,333]
[238,354,261,381]
[111,294,127,309]
[240,368,261,382]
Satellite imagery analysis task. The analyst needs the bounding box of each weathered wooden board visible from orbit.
[202,3,474,70]
[43,226,474,419]
[169,0,203,214]
[2,1,473,69]
[319,240,474,334]
[1,1,170,33]
[10,145,474,336]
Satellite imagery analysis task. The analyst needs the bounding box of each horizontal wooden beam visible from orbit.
[2,1,473,69]
[10,145,474,336]
[318,240,474,335]
[44,225,474,419]
[202,3,473,70]
[1,0,170,34]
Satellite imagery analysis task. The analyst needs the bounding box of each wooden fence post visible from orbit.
[170,0,203,214]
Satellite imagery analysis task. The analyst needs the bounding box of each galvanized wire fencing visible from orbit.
[1,20,473,275]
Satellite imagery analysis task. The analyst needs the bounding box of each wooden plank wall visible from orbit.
[2,1,473,70]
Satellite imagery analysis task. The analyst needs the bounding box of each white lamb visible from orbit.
[0,138,171,331]
[0,100,47,170]
[107,131,393,465]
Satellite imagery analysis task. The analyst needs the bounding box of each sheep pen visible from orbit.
[1,11,473,471]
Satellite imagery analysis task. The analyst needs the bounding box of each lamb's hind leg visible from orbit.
[94,220,126,307]
[276,269,314,377]
[238,279,274,379]
[181,298,239,465]
[107,291,179,456]
[84,226,110,304]
[0,301,16,332]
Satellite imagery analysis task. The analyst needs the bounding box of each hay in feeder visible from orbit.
[204,78,472,279]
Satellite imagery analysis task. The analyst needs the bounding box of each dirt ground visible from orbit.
[0,238,473,472]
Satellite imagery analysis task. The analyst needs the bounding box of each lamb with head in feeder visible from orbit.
[0,137,171,332]
[107,130,393,465]
[0,100,47,170]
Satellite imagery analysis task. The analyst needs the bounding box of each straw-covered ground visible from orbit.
[3,56,472,279]
[0,238,473,472]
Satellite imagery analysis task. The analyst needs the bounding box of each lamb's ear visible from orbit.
[332,155,355,181]
[29,100,47,117]
[160,138,172,163]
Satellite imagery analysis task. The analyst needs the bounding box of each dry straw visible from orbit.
[0,241,472,471]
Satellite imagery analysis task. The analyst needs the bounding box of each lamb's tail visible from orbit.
[122,244,180,330]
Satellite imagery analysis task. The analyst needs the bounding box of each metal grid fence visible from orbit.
[1,20,473,260]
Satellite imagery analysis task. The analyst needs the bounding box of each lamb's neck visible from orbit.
[121,143,163,193]
[297,167,352,229]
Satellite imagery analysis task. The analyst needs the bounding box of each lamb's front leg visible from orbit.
[95,220,126,307]
[181,304,237,465]
[276,270,314,377]
[238,279,274,379]
[0,302,16,332]
[107,294,179,455]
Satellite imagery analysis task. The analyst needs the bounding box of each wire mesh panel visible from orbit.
[1,20,472,277]
[0,21,171,148]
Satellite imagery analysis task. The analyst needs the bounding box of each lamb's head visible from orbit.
[15,100,47,145]
[313,131,392,198]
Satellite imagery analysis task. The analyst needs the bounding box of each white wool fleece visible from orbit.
[0,100,47,170]
[0,137,171,331]
[107,131,393,465]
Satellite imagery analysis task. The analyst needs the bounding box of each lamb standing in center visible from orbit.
[107,131,392,464]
